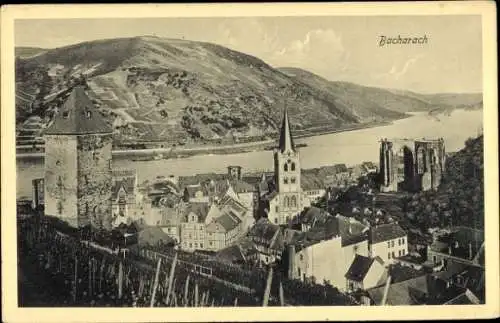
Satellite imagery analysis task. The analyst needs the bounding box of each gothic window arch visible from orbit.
[284,163,288,172]
[291,177,296,184]
[417,147,426,174]
[291,162,296,171]
[284,177,289,184]
[291,195,297,208]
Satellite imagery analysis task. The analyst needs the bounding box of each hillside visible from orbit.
[279,67,483,118]
[15,36,481,144]
[15,47,48,58]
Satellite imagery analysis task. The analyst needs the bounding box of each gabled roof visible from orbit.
[184,202,210,222]
[214,211,241,232]
[111,176,136,200]
[44,86,112,135]
[369,222,407,244]
[301,172,325,191]
[248,218,281,243]
[278,102,295,153]
[367,274,432,305]
[345,255,383,282]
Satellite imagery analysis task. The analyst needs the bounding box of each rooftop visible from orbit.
[369,222,407,244]
[44,86,113,135]
[345,255,383,282]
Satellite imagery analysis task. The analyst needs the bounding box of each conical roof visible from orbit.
[44,86,113,135]
[278,101,295,153]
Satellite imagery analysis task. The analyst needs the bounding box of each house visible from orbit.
[247,218,284,265]
[205,211,242,251]
[183,184,210,203]
[301,172,327,203]
[286,215,371,291]
[366,274,433,305]
[345,255,387,292]
[369,222,408,265]
[426,227,484,268]
[179,202,210,251]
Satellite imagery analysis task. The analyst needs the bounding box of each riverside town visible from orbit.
[14,16,485,309]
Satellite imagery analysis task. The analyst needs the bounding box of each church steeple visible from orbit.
[278,101,295,153]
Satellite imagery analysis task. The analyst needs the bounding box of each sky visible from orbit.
[15,15,483,94]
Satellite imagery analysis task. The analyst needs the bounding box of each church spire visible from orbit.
[278,100,295,153]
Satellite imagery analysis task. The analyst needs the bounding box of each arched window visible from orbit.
[291,195,297,208]
[291,162,296,171]
[284,177,289,184]
[284,163,288,172]
[284,196,290,208]
[417,147,425,174]
[291,177,296,184]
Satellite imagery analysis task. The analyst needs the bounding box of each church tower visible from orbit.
[273,102,302,223]
[44,86,113,229]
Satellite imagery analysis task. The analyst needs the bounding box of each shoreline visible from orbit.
[16,119,396,160]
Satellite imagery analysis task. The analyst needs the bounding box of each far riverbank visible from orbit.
[16,120,393,161]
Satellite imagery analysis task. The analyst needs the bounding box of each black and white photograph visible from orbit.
[2,2,498,322]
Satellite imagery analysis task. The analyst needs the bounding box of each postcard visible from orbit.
[1,2,498,322]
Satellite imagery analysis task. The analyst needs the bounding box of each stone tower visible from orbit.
[273,102,302,222]
[44,86,114,229]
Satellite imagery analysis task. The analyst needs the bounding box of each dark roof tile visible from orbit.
[44,86,112,135]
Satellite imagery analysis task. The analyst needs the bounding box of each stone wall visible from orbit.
[44,135,79,227]
[77,133,113,229]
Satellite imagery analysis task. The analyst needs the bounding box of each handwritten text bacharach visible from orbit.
[379,35,428,47]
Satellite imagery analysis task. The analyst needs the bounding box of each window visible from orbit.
[300,254,304,261]
[387,241,391,248]
[274,218,278,224]
[85,110,92,119]
[398,250,401,257]
[209,242,213,246]
[392,252,396,258]
[398,239,401,246]
[291,177,296,184]
[189,243,192,248]
[56,160,61,166]
[194,243,198,248]
[200,243,203,249]
[286,216,290,223]
[284,164,288,172]
[291,195,297,207]
[402,249,406,255]
[275,206,279,213]
[62,111,70,119]
[402,238,405,244]
[291,163,296,171]
[284,178,289,184]
[388,252,391,259]
[391,241,395,247]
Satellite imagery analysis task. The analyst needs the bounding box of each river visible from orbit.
[16,109,483,199]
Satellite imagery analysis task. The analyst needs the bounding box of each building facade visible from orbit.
[44,86,114,229]
[369,222,408,265]
[379,138,446,192]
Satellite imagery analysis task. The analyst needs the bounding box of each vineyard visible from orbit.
[18,216,356,307]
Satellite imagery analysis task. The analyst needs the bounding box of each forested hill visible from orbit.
[441,135,484,228]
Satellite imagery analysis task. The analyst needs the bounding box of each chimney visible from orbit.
[287,244,296,279]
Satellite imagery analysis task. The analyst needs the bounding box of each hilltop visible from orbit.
[15,36,482,144]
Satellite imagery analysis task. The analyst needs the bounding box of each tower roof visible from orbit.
[44,86,113,135]
[278,101,295,153]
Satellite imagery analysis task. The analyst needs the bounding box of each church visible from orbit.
[258,103,312,225]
